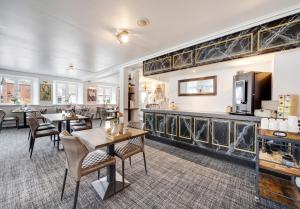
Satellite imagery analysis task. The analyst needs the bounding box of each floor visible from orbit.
[0,122,287,209]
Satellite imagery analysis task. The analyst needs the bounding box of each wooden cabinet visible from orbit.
[194,118,209,143]
[212,119,230,147]
[234,121,256,153]
[166,115,177,136]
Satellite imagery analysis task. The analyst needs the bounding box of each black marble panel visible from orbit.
[173,49,193,69]
[179,116,192,143]
[143,13,300,76]
[195,33,253,65]
[194,118,209,143]
[234,122,256,153]
[166,115,177,137]
[212,120,230,147]
[143,56,172,76]
[145,113,154,133]
[155,114,165,134]
[258,18,300,52]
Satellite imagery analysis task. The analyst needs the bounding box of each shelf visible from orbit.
[259,160,300,177]
[259,173,300,209]
[258,129,300,142]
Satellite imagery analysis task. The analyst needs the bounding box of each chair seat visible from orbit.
[81,150,115,169]
[37,124,56,131]
[4,117,18,121]
[71,125,91,131]
[70,122,86,127]
[115,143,142,159]
[36,129,59,137]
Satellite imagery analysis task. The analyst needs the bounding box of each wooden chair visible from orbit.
[59,131,116,209]
[0,109,19,132]
[114,121,147,189]
[28,117,60,158]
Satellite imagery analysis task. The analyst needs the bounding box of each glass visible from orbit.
[178,76,217,96]
[57,83,67,104]
[2,78,15,104]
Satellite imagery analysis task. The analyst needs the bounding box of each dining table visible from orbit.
[42,113,88,133]
[72,127,148,200]
[12,108,39,128]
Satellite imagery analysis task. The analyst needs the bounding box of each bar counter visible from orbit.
[142,108,261,166]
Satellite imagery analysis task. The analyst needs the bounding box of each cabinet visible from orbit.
[155,114,165,134]
[178,116,192,143]
[166,115,177,137]
[234,121,256,153]
[194,118,209,143]
[212,119,230,147]
[256,129,300,208]
[144,113,154,132]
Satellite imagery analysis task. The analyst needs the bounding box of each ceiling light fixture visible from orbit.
[116,30,129,44]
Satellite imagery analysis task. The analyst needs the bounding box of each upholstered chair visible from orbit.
[28,117,60,158]
[0,109,19,132]
[114,121,147,189]
[59,131,116,209]
[71,113,94,132]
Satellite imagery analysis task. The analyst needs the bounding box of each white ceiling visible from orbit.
[0,0,299,81]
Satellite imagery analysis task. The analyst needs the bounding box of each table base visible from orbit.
[92,172,130,200]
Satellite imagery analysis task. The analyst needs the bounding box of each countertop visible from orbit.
[141,108,261,122]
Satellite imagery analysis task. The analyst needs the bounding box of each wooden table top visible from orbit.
[106,109,118,113]
[42,113,88,122]
[12,108,39,113]
[72,127,148,149]
[258,128,300,141]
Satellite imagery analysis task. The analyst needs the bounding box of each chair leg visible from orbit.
[129,157,132,166]
[28,129,31,141]
[53,135,56,147]
[61,168,68,200]
[143,151,147,175]
[114,169,116,194]
[73,181,80,209]
[29,136,33,152]
[30,138,36,158]
[122,160,125,189]
[57,134,60,151]
[97,170,100,180]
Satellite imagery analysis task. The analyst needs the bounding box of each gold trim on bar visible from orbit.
[166,115,177,136]
[211,119,231,148]
[195,33,253,64]
[193,118,209,143]
[234,121,257,154]
[257,18,300,51]
[172,50,193,69]
[179,116,192,140]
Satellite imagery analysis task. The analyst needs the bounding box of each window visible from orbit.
[0,75,32,104]
[55,81,78,104]
[97,86,112,104]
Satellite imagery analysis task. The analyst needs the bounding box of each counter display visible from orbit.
[142,109,260,165]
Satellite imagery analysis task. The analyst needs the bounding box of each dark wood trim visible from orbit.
[178,75,217,96]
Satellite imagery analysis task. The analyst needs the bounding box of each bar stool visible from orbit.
[59,131,116,209]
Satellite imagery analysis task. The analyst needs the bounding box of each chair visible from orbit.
[0,109,19,132]
[28,117,60,158]
[59,131,116,209]
[114,121,147,189]
[26,111,46,123]
[71,113,94,132]
[99,108,115,127]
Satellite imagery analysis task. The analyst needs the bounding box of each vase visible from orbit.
[111,122,119,136]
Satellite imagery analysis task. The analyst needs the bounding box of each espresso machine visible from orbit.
[232,71,272,115]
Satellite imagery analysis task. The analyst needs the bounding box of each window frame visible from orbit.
[96,85,113,104]
[54,81,79,105]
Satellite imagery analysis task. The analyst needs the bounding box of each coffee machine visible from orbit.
[232,71,272,115]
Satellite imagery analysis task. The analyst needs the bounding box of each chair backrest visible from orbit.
[39,108,47,114]
[26,112,36,118]
[0,109,6,124]
[28,117,40,138]
[128,121,145,149]
[83,113,94,128]
[59,131,89,180]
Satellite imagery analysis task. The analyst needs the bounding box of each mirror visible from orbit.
[178,76,217,96]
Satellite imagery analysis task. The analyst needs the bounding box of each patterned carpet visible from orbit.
[0,122,287,209]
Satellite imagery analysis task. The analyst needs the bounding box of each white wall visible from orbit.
[273,48,300,114]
